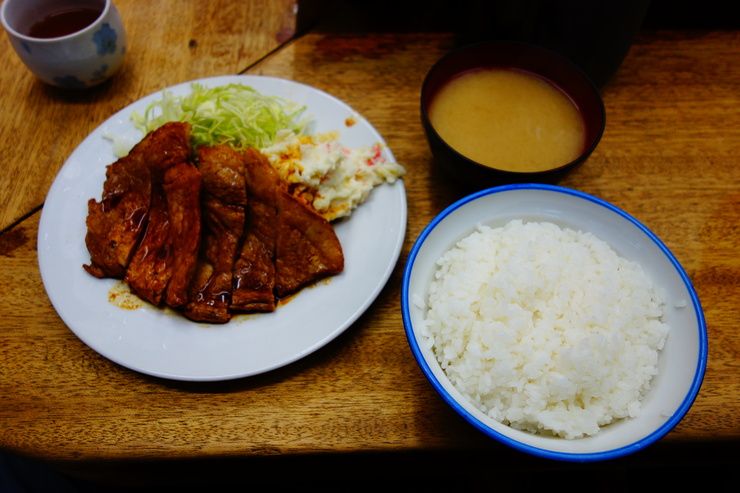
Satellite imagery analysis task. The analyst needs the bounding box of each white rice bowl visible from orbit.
[401,184,707,462]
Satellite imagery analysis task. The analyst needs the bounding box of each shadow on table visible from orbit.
[3,440,737,492]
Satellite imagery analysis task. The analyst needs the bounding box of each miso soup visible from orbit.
[428,69,585,173]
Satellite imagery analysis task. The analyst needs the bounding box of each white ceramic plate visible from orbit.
[402,184,706,462]
[38,75,407,381]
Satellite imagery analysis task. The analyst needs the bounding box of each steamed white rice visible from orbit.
[420,220,669,439]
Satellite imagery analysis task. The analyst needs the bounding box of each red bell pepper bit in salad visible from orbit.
[366,143,385,166]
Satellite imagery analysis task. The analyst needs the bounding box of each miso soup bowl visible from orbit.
[421,41,605,190]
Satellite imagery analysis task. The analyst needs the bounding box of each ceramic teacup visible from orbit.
[1,0,126,88]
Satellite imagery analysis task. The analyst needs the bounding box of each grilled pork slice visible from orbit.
[183,145,247,323]
[83,122,191,279]
[162,162,203,307]
[125,163,202,307]
[231,148,280,312]
[124,170,171,305]
[274,186,344,298]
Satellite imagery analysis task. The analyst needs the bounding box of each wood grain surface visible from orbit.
[0,0,738,481]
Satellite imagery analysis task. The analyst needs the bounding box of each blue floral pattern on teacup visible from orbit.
[93,23,117,56]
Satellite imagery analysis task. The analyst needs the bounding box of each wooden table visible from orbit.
[1,0,738,486]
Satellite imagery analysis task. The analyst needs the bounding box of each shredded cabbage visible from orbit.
[131,83,310,149]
